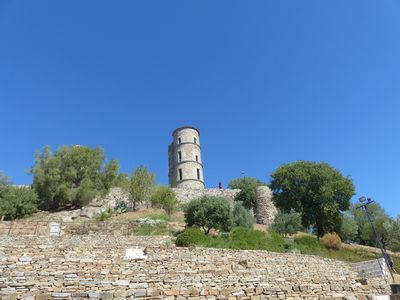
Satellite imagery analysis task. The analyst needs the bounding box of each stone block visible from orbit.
[35,294,52,300]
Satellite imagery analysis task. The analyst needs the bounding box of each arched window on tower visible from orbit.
[194,137,197,144]
[179,169,183,181]
[197,168,200,180]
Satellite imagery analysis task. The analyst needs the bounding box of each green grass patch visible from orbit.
[293,235,386,263]
[175,227,286,252]
[129,222,172,236]
[177,228,399,267]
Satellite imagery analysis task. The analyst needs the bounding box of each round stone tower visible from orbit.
[168,126,204,189]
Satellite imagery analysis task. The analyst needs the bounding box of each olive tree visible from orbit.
[31,145,119,210]
[184,196,233,234]
[270,161,355,237]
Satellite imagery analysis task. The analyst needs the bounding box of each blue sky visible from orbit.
[1,1,399,216]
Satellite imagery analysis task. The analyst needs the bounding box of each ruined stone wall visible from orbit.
[255,186,277,226]
[172,188,241,203]
[0,235,390,300]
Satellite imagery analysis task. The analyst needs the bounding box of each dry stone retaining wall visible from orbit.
[0,235,390,300]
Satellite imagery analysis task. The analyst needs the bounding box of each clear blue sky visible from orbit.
[1,1,399,216]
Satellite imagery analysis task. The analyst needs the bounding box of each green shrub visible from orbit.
[176,228,210,247]
[294,235,323,249]
[150,186,179,215]
[231,227,286,251]
[129,218,172,236]
[184,196,233,234]
[114,200,127,215]
[0,186,38,220]
[232,202,254,228]
[95,208,113,221]
[321,232,342,250]
[271,209,303,236]
[175,227,285,252]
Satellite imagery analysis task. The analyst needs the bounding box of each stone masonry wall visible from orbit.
[255,186,277,226]
[0,235,390,300]
[172,188,241,204]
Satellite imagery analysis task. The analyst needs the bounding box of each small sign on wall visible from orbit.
[49,222,61,236]
[125,248,147,260]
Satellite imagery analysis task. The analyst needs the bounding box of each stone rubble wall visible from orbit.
[172,188,241,204]
[255,186,277,226]
[0,235,390,300]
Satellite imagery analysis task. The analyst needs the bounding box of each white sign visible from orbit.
[49,222,60,236]
[125,248,147,260]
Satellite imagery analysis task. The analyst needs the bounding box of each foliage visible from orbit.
[175,227,209,246]
[351,202,392,248]
[183,196,233,234]
[293,234,393,263]
[229,228,285,252]
[271,209,303,237]
[228,177,264,210]
[321,232,342,250]
[270,160,355,237]
[0,171,10,195]
[339,212,358,242]
[150,186,179,215]
[114,200,127,214]
[31,145,120,210]
[127,167,155,210]
[0,186,38,220]
[130,218,171,236]
[95,208,113,221]
[175,227,285,252]
[294,235,324,250]
[385,216,400,252]
[232,202,254,228]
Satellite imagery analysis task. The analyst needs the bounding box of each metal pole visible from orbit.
[357,197,395,281]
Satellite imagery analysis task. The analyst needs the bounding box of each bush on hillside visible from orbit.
[294,235,323,249]
[321,232,342,250]
[175,227,210,247]
[150,186,179,215]
[95,208,113,221]
[175,227,285,252]
[184,196,233,234]
[271,209,303,237]
[229,227,285,252]
[232,202,254,228]
[0,186,38,220]
[126,167,155,210]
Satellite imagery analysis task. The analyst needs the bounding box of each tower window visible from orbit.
[197,168,200,180]
[178,151,182,162]
[179,169,183,181]
[195,155,198,162]
[194,137,197,144]
[178,137,182,144]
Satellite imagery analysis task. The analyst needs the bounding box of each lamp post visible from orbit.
[356,196,394,281]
